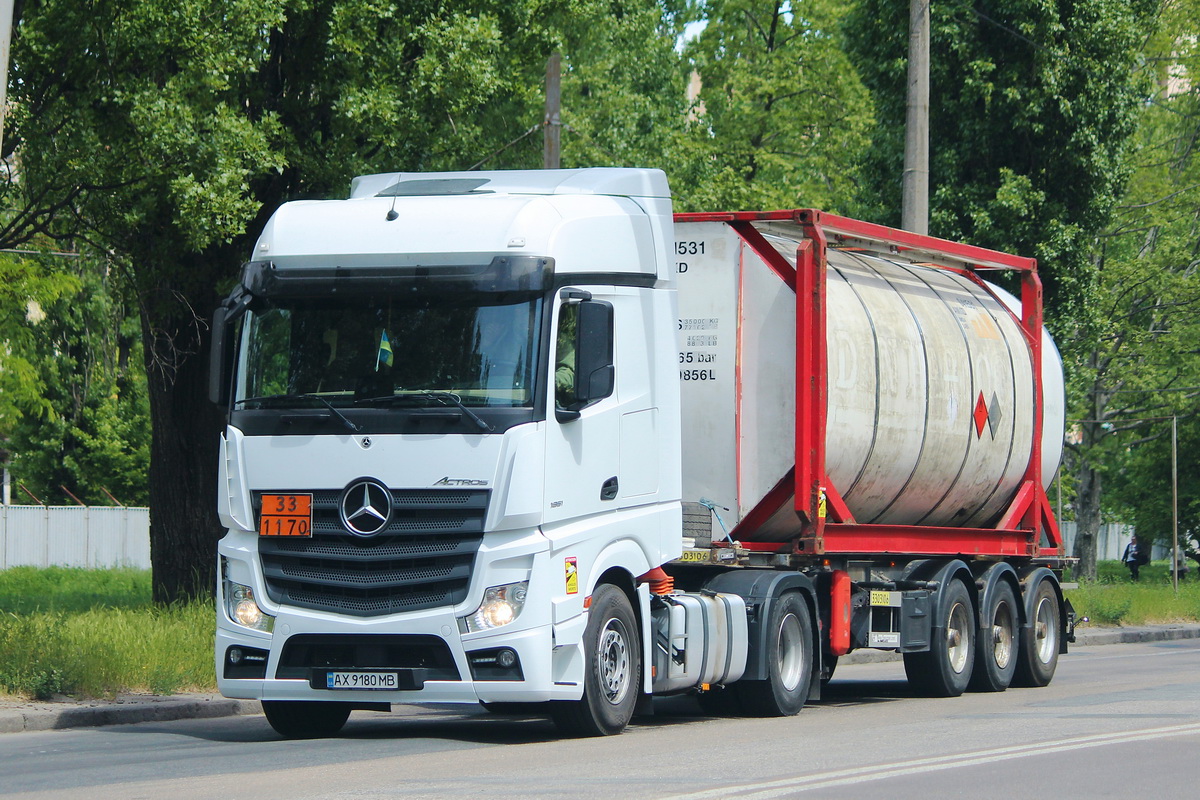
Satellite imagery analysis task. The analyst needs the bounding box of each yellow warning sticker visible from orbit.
[565,557,578,595]
[817,489,828,520]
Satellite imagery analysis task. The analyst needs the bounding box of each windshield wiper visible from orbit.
[235,393,361,433]
[354,391,494,432]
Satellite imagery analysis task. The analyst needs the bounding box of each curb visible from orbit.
[0,695,262,736]
[2,625,1198,735]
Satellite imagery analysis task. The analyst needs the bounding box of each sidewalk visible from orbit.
[2,623,1198,735]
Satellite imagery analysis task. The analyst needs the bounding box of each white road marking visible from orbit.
[661,722,1200,799]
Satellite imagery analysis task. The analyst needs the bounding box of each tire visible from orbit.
[552,583,641,736]
[968,580,1019,692]
[1013,578,1061,688]
[739,591,814,716]
[904,577,975,697]
[262,700,351,739]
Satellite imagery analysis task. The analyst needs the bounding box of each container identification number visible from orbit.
[675,241,705,255]
[680,369,716,381]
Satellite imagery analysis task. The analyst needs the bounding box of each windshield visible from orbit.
[235,292,543,410]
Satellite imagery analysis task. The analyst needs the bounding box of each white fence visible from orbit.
[1058,521,1170,561]
[0,505,151,569]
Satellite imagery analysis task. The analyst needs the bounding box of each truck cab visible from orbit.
[211,169,682,736]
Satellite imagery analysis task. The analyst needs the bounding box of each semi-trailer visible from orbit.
[209,168,1074,738]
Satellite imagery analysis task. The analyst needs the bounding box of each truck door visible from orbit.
[543,290,622,527]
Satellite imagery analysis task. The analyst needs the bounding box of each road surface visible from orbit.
[1,640,1195,799]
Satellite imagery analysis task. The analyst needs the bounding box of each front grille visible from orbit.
[257,489,488,617]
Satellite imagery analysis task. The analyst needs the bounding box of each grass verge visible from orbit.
[0,568,214,700]
[1065,560,1200,627]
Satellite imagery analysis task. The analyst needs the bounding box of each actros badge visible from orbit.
[339,478,392,536]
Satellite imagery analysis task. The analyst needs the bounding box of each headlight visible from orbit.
[460,581,529,633]
[225,579,275,633]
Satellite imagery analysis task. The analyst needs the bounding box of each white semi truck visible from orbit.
[210,168,1073,738]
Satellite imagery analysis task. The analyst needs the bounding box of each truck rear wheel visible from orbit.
[551,583,640,736]
[904,577,974,697]
[739,591,813,716]
[969,580,1018,692]
[1013,578,1060,687]
[262,700,351,739]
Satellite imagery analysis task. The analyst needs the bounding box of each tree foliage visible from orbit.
[3,258,150,507]
[844,0,1156,324]
[10,0,690,601]
[1079,0,1200,564]
[674,0,873,212]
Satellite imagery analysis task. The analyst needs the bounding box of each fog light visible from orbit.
[495,648,517,669]
[460,581,529,633]
[229,647,244,665]
[224,579,274,633]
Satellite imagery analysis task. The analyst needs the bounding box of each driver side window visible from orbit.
[555,303,578,409]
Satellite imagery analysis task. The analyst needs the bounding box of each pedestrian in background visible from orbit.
[1122,536,1148,581]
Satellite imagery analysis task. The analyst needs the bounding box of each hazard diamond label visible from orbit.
[973,391,989,438]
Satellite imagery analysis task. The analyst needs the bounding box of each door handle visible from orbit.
[600,476,618,501]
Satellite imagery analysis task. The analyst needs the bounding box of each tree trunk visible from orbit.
[1072,460,1101,580]
[141,274,227,604]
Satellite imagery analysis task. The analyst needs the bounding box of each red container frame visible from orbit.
[673,209,1062,560]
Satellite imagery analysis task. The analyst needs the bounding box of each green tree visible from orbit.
[4,258,149,507]
[1075,0,1200,574]
[675,0,873,212]
[11,0,688,601]
[844,0,1156,322]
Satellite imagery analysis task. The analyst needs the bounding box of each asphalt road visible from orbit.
[1,640,1196,799]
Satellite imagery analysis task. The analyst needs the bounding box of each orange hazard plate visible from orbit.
[259,494,313,537]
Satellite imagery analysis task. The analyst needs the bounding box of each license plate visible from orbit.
[325,671,399,690]
[259,494,313,537]
[678,549,711,563]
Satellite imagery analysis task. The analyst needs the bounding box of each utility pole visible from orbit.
[902,0,930,235]
[543,52,562,170]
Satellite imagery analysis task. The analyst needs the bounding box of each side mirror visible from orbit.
[209,287,252,406]
[208,306,232,406]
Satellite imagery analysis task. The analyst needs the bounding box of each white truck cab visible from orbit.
[211,168,684,736]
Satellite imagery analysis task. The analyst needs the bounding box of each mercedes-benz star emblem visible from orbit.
[339,479,392,536]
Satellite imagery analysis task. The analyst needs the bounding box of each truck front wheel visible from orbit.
[262,700,351,739]
[739,591,813,716]
[551,583,641,736]
[904,577,975,697]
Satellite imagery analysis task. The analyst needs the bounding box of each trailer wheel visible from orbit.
[262,700,351,739]
[551,583,640,736]
[968,580,1018,692]
[1012,578,1060,687]
[740,592,813,716]
[904,577,974,697]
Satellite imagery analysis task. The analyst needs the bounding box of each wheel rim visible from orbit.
[946,600,971,674]
[992,599,1015,670]
[598,617,631,705]
[777,612,804,691]
[1033,595,1058,664]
